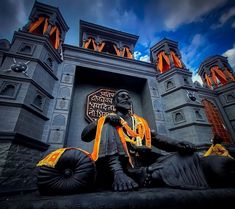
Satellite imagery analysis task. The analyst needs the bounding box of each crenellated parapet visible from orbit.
[198,55,235,89]
[22,1,69,51]
[150,38,186,73]
[80,20,138,59]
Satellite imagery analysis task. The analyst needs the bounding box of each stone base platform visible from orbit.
[1,187,235,209]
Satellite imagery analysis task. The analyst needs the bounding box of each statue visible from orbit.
[82,89,234,191]
[37,89,235,194]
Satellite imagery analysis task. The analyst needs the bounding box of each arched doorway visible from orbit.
[202,99,231,143]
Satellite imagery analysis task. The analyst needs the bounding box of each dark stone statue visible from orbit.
[81,89,235,191]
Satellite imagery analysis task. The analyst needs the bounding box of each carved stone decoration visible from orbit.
[165,79,175,91]
[175,113,183,122]
[33,95,43,107]
[85,88,116,122]
[63,64,75,75]
[59,86,71,99]
[2,58,30,77]
[0,81,20,99]
[173,111,186,124]
[195,109,204,121]
[49,130,64,143]
[225,92,235,103]
[20,45,31,53]
[166,81,174,89]
[61,73,73,84]
[52,114,66,126]
[45,57,53,69]
[186,90,200,103]
[56,98,69,110]
[183,77,190,85]
[32,93,46,110]
[18,43,35,55]
[0,84,15,97]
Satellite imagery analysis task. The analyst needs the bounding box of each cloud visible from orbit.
[144,0,227,31]
[0,0,141,45]
[134,51,150,62]
[211,6,235,28]
[192,73,203,85]
[139,55,150,62]
[181,34,206,70]
[56,0,141,45]
[137,0,228,53]
[134,51,142,60]
[223,44,235,68]
[0,0,33,40]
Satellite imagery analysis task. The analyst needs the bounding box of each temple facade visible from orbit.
[0,1,234,193]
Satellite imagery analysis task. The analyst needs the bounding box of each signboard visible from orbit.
[85,88,116,122]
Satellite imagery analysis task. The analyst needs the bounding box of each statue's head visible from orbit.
[113,89,132,111]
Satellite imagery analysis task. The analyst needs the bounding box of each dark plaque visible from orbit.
[85,88,116,122]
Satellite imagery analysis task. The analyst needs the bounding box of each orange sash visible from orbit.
[90,114,152,167]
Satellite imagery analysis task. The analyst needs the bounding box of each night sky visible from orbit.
[0,0,235,83]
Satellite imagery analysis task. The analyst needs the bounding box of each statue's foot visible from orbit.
[112,171,139,191]
[128,167,152,187]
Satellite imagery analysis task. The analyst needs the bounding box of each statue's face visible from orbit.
[115,91,132,110]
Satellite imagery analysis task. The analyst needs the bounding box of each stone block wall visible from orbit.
[0,143,43,192]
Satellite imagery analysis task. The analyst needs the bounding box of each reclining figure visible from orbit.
[82,89,235,191]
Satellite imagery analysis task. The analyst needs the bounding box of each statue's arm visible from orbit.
[81,114,121,142]
[151,130,196,153]
[81,121,97,142]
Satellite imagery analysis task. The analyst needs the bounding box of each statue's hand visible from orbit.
[133,145,151,154]
[113,171,139,191]
[106,114,121,126]
[176,141,196,155]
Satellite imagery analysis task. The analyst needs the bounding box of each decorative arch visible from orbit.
[33,94,43,109]
[0,84,15,97]
[101,41,117,55]
[202,99,231,143]
[122,46,133,59]
[82,38,133,59]
[83,37,98,50]
[203,66,235,89]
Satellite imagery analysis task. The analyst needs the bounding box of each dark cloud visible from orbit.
[0,0,33,40]
[0,0,234,75]
[38,0,141,45]
[144,0,228,30]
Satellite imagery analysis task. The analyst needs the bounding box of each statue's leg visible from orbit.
[96,124,138,191]
[107,155,139,191]
[147,153,208,189]
[201,155,235,188]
